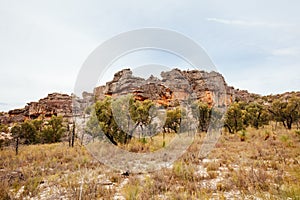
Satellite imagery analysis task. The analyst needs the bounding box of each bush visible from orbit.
[172,161,196,181]
[11,115,66,146]
[21,121,38,144]
[41,116,65,143]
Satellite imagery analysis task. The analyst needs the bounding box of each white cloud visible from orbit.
[271,48,300,56]
[221,62,300,95]
[206,18,292,28]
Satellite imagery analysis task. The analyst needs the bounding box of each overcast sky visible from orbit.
[0,0,300,111]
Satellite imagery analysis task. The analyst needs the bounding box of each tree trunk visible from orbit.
[68,124,71,147]
[15,137,19,156]
[81,132,85,145]
[140,124,143,139]
[71,123,75,147]
[81,114,85,145]
[162,131,165,147]
[224,124,232,134]
[282,120,287,129]
[105,133,118,145]
[287,116,293,130]
[287,121,292,130]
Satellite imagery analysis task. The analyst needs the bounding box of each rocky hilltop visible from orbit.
[0,93,72,124]
[1,68,260,125]
[94,68,259,107]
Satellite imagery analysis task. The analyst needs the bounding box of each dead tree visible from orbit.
[15,137,19,155]
[71,122,75,147]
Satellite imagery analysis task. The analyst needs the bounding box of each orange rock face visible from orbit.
[0,68,260,125]
[1,93,72,124]
[92,68,256,108]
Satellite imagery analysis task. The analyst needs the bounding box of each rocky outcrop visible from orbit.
[0,93,72,124]
[93,68,257,107]
[25,93,72,118]
[0,68,260,125]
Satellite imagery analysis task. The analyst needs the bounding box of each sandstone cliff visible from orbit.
[0,68,260,125]
[0,93,72,124]
[93,68,259,107]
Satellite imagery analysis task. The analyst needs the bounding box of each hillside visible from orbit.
[1,68,298,127]
[93,68,259,107]
[0,68,300,199]
[0,68,260,125]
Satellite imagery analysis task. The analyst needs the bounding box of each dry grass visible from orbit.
[119,125,300,199]
[1,124,300,199]
[120,132,176,153]
[0,141,118,199]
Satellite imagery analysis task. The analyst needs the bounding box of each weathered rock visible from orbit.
[0,68,272,126]
[0,132,13,141]
[0,93,72,124]
[93,68,257,107]
[25,93,72,118]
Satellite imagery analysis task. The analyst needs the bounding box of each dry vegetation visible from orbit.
[119,133,176,153]
[0,141,119,199]
[1,124,300,199]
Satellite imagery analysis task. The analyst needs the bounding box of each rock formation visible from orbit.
[93,68,258,107]
[0,93,72,124]
[0,68,260,125]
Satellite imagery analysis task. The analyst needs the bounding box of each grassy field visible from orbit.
[1,125,300,199]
